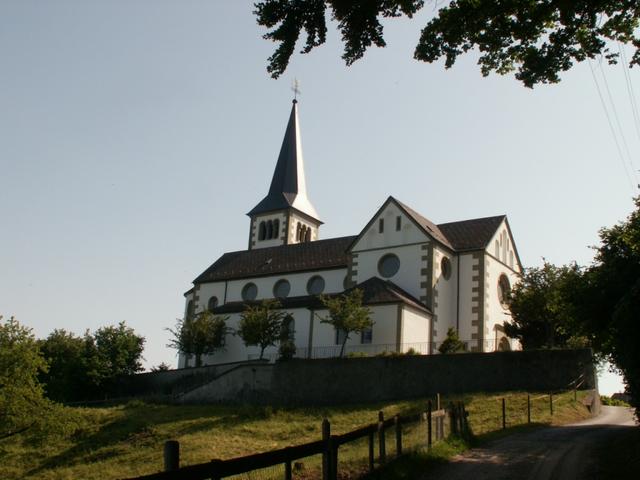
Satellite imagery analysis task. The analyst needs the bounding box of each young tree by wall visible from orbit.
[320,289,373,358]
[438,328,466,354]
[238,299,286,360]
[167,311,229,367]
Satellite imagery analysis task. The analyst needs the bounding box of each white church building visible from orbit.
[180,100,522,367]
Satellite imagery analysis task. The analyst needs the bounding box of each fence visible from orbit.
[247,338,512,362]
[122,396,466,480]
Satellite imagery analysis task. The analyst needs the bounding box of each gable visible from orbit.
[350,198,429,252]
[487,218,522,272]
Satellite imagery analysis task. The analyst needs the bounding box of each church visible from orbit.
[180,100,522,367]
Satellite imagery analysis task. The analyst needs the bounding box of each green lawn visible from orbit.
[0,391,592,480]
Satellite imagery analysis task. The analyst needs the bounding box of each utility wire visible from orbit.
[588,59,637,193]
[618,44,640,144]
[598,57,640,184]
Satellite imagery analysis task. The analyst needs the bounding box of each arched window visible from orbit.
[273,219,280,239]
[441,257,452,280]
[296,223,302,241]
[259,222,266,241]
[509,251,514,268]
[267,220,274,239]
[495,240,499,257]
[207,296,218,311]
[282,315,295,342]
[497,274,511,309]
[304,227,311,242]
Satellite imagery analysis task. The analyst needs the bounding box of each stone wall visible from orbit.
[117,349,596,405]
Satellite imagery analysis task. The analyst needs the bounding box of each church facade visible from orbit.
[180,100,522,367]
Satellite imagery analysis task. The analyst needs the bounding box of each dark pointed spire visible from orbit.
[248,100,320,220]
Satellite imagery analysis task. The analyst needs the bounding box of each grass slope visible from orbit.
[0,391,591,480]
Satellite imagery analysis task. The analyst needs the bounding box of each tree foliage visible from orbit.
[438,327,466,354]
[254,0,640,87]
[238,300,287,360]
[575,197,640,413]
[40,322,145,402]
[167,311,229,367]
[319,289,373,357]
[0,316,61,439]
[505,262,587,349]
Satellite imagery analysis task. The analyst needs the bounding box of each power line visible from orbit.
[588,59,637,194]
[618,44,640,144]
[597,57,640,184]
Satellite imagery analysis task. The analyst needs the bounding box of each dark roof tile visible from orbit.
[194,235,356,283]
[438,216,506,251]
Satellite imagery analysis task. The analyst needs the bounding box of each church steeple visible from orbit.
[247,100,322,250]
[248,100,320,220]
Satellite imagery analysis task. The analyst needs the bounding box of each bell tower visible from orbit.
[247,100,322,250]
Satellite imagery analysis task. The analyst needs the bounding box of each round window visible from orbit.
[273,279,291,298]
[241,283,258,301]
[207,296,219,310]
[497,274,511,308]
[378,253,400,278]
[306,275,325,295]
[441,257,452,280]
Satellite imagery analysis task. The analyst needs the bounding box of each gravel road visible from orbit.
[422,406,637,480]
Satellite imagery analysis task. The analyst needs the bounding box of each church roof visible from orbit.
[193,235,356,283]
[247,100,320,221]
[394,198,455,249]
[212,276,431,314]
[438,215,506,251]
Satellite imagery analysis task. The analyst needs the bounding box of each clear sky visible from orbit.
[1,2,637,393]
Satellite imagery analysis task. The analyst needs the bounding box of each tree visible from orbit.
[319,289,373,357]
[575,197,640,413]
[504,262,586,349]
[167,311,229,367]
[0,316,55,439]
[93,321,145,377]
[39,329,86,402]
[238,299,287,360]
[254,1,640,87]
[39,322,146,401]
[438,327,466,354]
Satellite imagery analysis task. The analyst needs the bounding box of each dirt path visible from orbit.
[422,406,637,480]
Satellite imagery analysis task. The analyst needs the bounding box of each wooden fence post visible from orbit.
[527,394,531,424]
[394,415,402,457]
[549,393,553,416]
[322,418,331,480]
[427,400,432,449]
[502,398,506,430]
[449,403,458,436]
[164,440,180,471]
[285,455,292,480]
[378,411,386,464]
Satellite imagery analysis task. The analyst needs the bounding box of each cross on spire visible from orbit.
[291,78,301,101]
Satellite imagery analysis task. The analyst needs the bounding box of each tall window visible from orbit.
[378,218,384,233]
[273,219,280,238]
[361,327,372,344]
[267,220,274,239]
[396,216,401,231]
[207,296,218,311]
[259,222,266,241]
[336,328,347,346]
[304,227,311,242]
